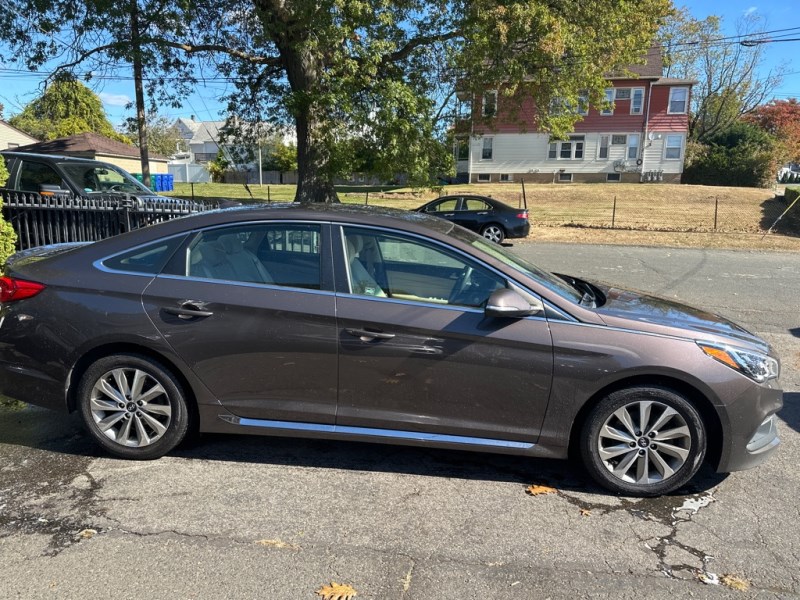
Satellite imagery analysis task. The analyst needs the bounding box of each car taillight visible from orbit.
[516,212,529,219]
[0,277,46,302]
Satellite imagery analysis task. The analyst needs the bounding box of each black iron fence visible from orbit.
[1,191,214,251]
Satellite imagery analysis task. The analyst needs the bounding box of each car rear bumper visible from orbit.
[0,359,66,411]
[507,221,530,239]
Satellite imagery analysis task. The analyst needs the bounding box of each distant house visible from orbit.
[0,120,38,150]
[456,47,695,184]
[13,132,168,174]
[174,117,227,164]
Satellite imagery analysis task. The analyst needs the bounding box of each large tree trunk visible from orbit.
[263,4,339,203]
[130,1,150,189]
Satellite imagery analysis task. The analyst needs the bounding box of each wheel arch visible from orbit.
[66,343,199,430]
[568,374,724,470]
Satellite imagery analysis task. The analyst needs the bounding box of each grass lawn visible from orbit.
[164,181,800,251]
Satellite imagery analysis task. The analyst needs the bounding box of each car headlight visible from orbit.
[697,342,779,383]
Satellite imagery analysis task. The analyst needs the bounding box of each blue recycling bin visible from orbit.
[158,174,166,192]
[149,174,157,191]
[166,174,174,191]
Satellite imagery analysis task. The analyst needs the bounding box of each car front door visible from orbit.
[142,221,339,423]
[335,225,553,445]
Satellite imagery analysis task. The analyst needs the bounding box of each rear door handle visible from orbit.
[164,301,214,320]
[345,328,396,342]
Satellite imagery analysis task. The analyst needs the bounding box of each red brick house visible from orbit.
[456,48,694,183]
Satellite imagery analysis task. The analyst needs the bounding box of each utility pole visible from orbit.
[130,0,151,188]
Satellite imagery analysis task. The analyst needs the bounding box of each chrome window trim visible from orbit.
[219,414,534,449]
[153,273,337,297]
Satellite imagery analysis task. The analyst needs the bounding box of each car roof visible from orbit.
[434,194,514,210]
[0,151,117,167]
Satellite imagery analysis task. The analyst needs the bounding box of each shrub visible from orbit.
[0,156,17,268]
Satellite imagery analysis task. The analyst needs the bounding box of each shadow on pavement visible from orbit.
[0,402,726,499]
[778,392,799,434]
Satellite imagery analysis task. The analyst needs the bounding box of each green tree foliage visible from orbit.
[683,122,781,187]
[0,0,670,201]
[261,138,298,173]
[123,112,182,157]
[207,151,229,183]
[658,9,783,141]
[8,78,131,143]
[0,155,16,267]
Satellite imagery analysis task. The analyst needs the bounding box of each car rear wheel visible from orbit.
[77,354,189,460]
[481,224,505,244]
[580,386,706,496]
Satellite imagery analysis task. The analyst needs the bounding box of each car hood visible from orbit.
[591,282,769,353]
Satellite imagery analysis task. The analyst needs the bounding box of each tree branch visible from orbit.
[381,31,461,65]
[149,39,281,66]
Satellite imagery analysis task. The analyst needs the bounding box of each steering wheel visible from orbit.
[448,265,473,304]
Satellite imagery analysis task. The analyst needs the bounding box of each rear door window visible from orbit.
[17,161,66,192]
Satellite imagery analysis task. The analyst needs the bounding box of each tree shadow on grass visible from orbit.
[761,196,800,236]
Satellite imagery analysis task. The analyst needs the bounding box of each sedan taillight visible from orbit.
[0,276,46,302]
[516,211,529,219]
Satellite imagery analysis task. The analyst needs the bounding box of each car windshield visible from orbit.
[59,163,153,195]
[446,227,584,303]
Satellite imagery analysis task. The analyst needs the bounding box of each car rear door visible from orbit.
[334,225,553,445]
[142,220,339,424]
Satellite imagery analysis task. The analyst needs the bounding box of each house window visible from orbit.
[665,134,683,159]
[577,92,589,116]
[481,137,493,160]
[668,87,688,114]
[615,88,631,100]
[550,136,585,160]
[627,134,640,160]
[601,89,614,115]
[457,99,472,121]
[606,173,621,182]
[482,91,497,117]
[611,134,627,145]
[455,139,469,161]
[477,173,491,182]
[557,172,573,182]
[551,93,589,116]
[499,174,512,182]
[599,135,609,159]
[631,88,644,114]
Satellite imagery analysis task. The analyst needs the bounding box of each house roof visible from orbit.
[0,120,39,143]
[652,76,697,86]
[13,132,168,161]
[609,45,664,79]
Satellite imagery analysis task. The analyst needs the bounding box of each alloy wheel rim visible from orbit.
[90,368,172,447]
[483,226,502,242]
[597,400,691,485]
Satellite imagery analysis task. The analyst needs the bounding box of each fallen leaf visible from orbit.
[721,574,750,591]
[316,582,357,600]
[526,484,557,496]
[580,508,591,517]
[78,529,97,539]
[254,538,299,550]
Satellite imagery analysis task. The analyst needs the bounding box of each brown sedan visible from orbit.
[0,204,782,496]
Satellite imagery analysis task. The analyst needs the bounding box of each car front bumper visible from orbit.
[716,384,782,473]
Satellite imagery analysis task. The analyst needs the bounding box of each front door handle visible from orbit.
[164,301,214,320]
[345,328,396,342]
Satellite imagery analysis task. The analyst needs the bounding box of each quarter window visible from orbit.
[342,228,506,309]
[103,236,186,274]
[668,87,688,114]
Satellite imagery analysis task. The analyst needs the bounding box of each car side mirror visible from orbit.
[485,288,542,318]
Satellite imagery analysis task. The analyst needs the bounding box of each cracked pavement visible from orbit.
[1,242,798,599]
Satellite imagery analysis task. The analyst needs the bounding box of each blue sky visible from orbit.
[2,1,799,128]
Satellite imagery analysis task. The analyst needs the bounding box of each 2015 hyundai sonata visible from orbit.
[0,204,782,496]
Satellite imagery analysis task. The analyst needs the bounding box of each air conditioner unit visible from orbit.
[613,160,626,173]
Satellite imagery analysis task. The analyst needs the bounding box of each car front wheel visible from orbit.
[77,354,190,459]
[580,386,706,496]
[481,224,505,243]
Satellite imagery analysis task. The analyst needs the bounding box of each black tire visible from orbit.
[580,386,706,496]
[480,223,505,244]
[77,353,190,460]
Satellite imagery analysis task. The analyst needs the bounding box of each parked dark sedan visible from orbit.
[416,195,529,243]
[0,204,781,496]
